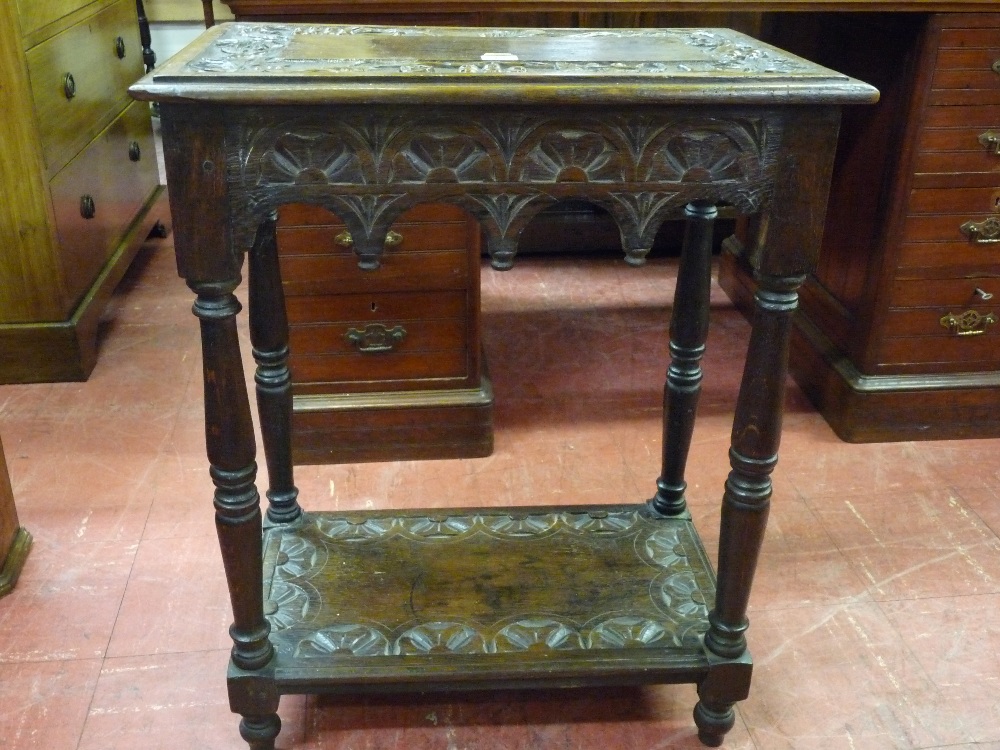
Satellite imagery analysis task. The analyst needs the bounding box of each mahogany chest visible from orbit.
[276,202,491,463]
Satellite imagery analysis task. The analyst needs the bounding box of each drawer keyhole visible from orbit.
[370,302,378,312]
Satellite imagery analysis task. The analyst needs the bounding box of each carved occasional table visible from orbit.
[130,23,876,749]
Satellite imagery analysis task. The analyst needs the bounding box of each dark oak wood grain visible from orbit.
[131,23,874,748]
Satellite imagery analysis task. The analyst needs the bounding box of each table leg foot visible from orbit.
[693,700,736,747]
[239,713,280,750]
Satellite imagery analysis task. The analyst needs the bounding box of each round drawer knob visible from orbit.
[63,72,76,100]
[128,141,141,162]
[115,36,126,59]
[80,194,96,220]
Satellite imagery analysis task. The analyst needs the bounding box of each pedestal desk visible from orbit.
[130,23,876,748]
[221,2,1000,445]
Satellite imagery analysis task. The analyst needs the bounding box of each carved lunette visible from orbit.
[226,106,784,269]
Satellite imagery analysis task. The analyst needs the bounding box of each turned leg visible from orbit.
[240,714,281,750]
[248,211,301,524]
[693,700,736,747]
[649,201,717,516]
[192,281,274,672]
[691,272,802,745]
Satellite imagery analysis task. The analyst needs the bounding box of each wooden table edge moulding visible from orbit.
[130,23,877,748]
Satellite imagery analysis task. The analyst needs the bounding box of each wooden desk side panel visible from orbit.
[0,0,68,323]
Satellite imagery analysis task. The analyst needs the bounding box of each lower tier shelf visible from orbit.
[261,504,719,691]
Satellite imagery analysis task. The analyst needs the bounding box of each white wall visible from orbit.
[149,22,206,65]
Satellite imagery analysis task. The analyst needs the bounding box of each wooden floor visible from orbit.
[1,225,999,749]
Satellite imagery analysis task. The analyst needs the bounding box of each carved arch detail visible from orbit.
[228,106,783,269]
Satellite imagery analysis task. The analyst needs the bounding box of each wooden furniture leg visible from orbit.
[248,212,302,524]
[194,277,274,672]
[650,200,717,516]
[693,270,802,745]
[194,281,282,745]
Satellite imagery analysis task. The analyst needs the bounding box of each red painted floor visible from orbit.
[1,224,998,749]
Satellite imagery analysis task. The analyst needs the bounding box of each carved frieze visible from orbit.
[228,107,783,268]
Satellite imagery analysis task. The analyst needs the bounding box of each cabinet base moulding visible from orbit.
[291,379,494,464]
[719,249,1000,443]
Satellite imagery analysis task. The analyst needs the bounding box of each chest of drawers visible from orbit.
[0,0,163,382]
[720,11,1000,441]
[276,203,492,463]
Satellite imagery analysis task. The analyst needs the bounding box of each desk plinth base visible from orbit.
[257,505,737,698]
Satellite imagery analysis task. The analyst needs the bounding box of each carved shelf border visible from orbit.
[263,509,716,658]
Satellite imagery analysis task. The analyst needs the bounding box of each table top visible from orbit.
[222,0,1000,14]
[129,22,879,106]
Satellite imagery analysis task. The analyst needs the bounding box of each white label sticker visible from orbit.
[481,52,519,62]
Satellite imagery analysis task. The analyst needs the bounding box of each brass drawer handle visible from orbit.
[940,309,997,336]
[80,194,96,219]
[128,141,141,161]
[979,131,1000,155]
[63,72,76,99]
[345,323,406,353]
[334,230,403,249]
[960,217,1000,244]
[993,58,1000,75]
[115,36,126,59]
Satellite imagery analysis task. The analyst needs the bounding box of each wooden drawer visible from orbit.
[49,100,160,314]
[26,0,144,174]
[290,318,467,358]
[877,299,1000,369]
[901,212,1000,243]
[930,26,1000,104]
[290,348,471,390]
[278,202,471,228]
[278,220,470,258]
[897,239,999,274]
[277,202,477,295]
[287,290,469,385]
[921,105,1000,132]
[937,26,1000,51]
[286,290,467,325]
[915,126,1000,176]
[279,248,470,296]
[882,303,1000,336]
[907,187,1000,214]
[891,277,1000,308]
[15,0,101,38]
